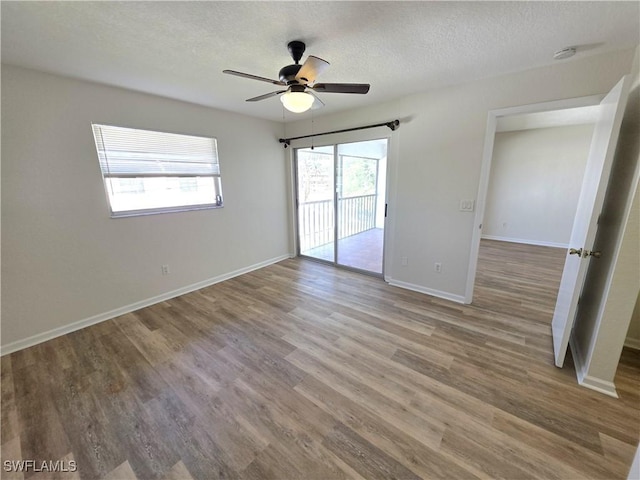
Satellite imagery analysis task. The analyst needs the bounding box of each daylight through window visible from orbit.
[92,124,223,217]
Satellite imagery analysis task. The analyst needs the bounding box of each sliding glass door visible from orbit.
[296,145,335,263]
[295,139,388,275]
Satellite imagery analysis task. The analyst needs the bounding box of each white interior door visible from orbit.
[552,75,631,367]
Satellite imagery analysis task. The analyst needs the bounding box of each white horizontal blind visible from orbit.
[92,124,219,177]
[91,124,223,217]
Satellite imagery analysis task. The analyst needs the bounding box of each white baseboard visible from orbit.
[580,375,619,398]
[570,334,619,398]
[1,254,293,356]
[624,338,640,350]
[386,278,466,304]
[481,235,568,249]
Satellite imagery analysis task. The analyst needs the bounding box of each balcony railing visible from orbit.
[298,194,377,252]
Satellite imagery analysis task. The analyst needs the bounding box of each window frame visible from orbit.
[92,123,223,218]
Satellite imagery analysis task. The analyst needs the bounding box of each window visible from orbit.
[92,124,223,217]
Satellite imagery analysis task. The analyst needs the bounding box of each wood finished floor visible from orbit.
[2,239,639,479]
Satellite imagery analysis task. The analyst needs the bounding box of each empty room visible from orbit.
[2,2,640,479]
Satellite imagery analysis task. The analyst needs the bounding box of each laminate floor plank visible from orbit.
[3,239,639,479]
[295,375,480,480]
[1,435,24,480]
[289,308,399,358]
[322,422,423,480]
[285,348,446,451]
[284,328,463,428]
[1,356,19,445]
[161,461,195,480]
[332,336,496,426]
[491,410,631,479]
[439,427,538,480]
[145,391,239,480]
[102,461,138,480]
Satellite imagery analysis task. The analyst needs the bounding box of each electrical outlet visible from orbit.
[161,264,170,275]
[434,262,442,273]
[401,256,408,266]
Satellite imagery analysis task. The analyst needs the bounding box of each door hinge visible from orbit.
[385,203,388,217]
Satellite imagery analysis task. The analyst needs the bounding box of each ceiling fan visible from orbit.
[223,41,370,113]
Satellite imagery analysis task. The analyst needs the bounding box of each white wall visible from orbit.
[1,65,290,351]
[285,49,636,301]
[626,293,640,350]
[571,46,640,393]
[483,125,594,247]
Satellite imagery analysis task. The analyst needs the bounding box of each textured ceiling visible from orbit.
[2,1,639,122]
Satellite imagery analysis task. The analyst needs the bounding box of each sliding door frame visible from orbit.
[293,137,390,278]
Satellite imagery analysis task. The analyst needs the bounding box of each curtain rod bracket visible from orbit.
[279,119,399,148]
[388,119,400,131]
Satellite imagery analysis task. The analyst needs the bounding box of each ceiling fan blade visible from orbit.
[223,70,285,86]
[246,90,287,102]
[308,90,325,110]
[295,55,330,84]
[312,83,370,94]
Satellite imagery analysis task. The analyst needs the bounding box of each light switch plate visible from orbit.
[460,200,475,212]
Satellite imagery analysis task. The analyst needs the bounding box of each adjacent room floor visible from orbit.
[2,240,639,479]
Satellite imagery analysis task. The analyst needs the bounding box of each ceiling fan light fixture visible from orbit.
[280,90,314,113]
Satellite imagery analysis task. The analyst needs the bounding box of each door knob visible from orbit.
[569,248,582,257]
[586,250,602,258]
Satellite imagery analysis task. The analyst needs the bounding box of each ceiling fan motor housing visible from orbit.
[279,64,302,84]
[289,84,306,93]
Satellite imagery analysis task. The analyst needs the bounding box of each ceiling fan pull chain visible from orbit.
[282,104,287,144]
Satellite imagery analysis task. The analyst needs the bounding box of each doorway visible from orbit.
[465,95,605,304]
[469,110,598,328]
[467,75,631,379]
[295,138,388,275]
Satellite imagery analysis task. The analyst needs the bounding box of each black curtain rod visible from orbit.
[279,119,399,148]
